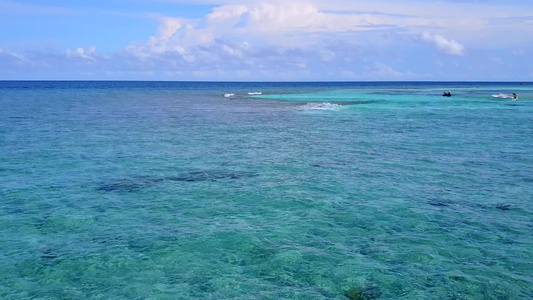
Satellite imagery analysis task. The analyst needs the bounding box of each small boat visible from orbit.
[442,91,452,97]
[224,93,235,98]
[248,92,262,95]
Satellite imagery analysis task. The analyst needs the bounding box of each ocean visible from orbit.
[0,81,532,299]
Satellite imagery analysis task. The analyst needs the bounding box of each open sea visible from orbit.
[0,81,532,299]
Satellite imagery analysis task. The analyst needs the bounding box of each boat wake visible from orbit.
[491,93,513,99]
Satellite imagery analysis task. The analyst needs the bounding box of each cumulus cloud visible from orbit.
[139,1,426,53]
[421,32,465,56]
[126,1,479,74]
[122,2,396,69]
[203,2,407,35]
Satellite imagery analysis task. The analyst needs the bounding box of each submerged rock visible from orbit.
[97,177,162,192]
[166,170,255,182]
[428,200,450,207]
[97,170,256,192]
[39,245,59,260]
[495,203,511,211]
[344,285,382,300]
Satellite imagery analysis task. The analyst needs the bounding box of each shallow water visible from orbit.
[1,81,532,299]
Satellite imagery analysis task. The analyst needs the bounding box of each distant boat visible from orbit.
[224,93,235,98]
[442,91,452,97]
[248,92,262,95]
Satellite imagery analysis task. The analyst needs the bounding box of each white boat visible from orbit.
[224,93,235,98]
[248,92,262,95]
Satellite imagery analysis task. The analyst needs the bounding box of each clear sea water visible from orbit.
[0,81,532,299]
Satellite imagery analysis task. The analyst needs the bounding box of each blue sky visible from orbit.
[1,0,532,81]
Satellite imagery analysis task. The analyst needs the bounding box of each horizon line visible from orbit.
[0,80,530,83]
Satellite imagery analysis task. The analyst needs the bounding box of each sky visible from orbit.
[1,0,532,81]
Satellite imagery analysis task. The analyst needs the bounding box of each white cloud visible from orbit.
[66,46,97,62]
[0,48,31,64]
[222,44,241,57]
[157,17,182,40]
[202,2,408,35]
[124,2,392,67]
[421,32,465,56]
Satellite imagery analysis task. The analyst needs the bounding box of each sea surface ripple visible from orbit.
[0,81,532,299]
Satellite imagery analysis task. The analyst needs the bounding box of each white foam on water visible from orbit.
[491,93,513,99]
[298,102,345,111]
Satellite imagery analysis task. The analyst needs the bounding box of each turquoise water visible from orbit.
[1,81,532,299]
